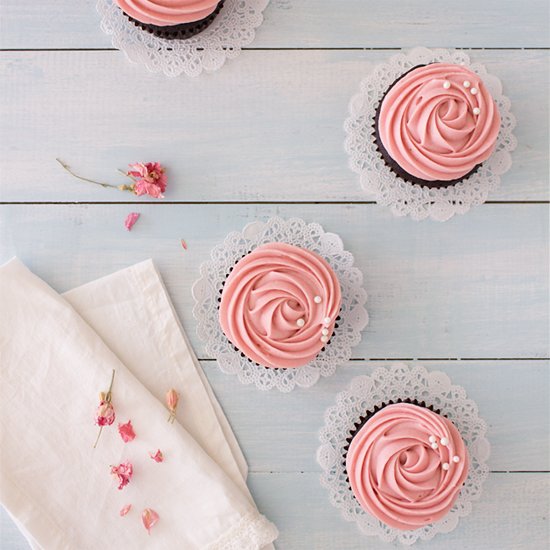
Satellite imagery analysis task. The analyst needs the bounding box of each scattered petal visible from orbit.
[180,239,187,250]
[120,504,132,517]
[110,461,133,490]
[124,212,140,231]
[118,420,136,443]
[142,508,159,534]
[149,449,164,463]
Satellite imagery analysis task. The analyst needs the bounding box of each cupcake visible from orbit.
[374,63,501,188]
[115,0,225,40]
[345,401,469,530]
[218,243,342,369]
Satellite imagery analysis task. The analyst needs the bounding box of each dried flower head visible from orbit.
[166,389,179,423]
[110,461,133,490]
[93,370,116,448]
[128,162,167,198]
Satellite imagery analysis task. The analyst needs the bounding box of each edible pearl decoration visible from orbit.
[296,318,305,328]
[453,455,460,463]
[314,296,322,304]
[442,80,451,89]
[440,437,449,446]
[431,442,438,450]
[442,463,450,471]
[321,328,329,336]
[470,87,478,95]
[429,435,436,443]
[320,335,329,343]
[463,80,471,88]
[473,107,481,115]
[323,317,331,325]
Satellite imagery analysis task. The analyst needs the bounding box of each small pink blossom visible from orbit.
[181,239,187,250]
[120,504,132,517]
[166,388,179,423]
[118,420,136,443]
[149,449,164,463]
[127,162,167,199]
[142,508,159,534]
[96,400,115,427]
[111,461,133,490]
[124,212,140,231]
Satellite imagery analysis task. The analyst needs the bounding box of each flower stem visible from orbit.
[105,369,115,403]
[93,426,103,449]
[56,158,121,190]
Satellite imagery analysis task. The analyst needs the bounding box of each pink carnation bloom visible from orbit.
[110,461,133,490]
[127,162,167,199]
[118,420,136,443]
[95,401,115,427]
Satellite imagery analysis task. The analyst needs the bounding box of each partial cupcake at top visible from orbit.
[345,402,469,531]
[115,0,225,40]
[219,243,342,369]
[374,63,501,188]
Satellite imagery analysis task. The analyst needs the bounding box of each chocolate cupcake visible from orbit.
[374,63,501,188]
[218,243,342,369]
[116,0,225,40]
[344,401,469,530]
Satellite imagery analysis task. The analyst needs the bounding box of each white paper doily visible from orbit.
[96,0,269,77]
[344,47,517,222]
[192,217,368,392]
[317,363,490,545]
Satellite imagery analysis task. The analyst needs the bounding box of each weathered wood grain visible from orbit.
[1,50,548,203]
[1,0,548,50]
[0,203,548,358]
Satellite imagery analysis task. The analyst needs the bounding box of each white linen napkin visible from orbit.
[0,258,278,550]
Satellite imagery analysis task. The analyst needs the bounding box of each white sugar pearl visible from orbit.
[463,80,471,88]
[323,317,331,325]
[442,80,451,89]
[431,442,438,450]
[314,296,322,304]
[322,328,329,336]
[440,437,449,446]
[296,318,305,328]
[320,335,329,343]
[442,463,450,471]
[453,455,460,463]
[428,435,436,443]
[470,87,478,95]
[473,107,481,115]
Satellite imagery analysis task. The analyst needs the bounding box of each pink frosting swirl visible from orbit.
[378,63,500,181]
[115,0,219,26]
[219,243,342,369]
[346,403,469,530]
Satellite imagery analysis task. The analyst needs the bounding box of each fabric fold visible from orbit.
[0,258,277,550]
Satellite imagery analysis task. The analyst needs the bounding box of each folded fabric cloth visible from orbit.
[0,258,278,550]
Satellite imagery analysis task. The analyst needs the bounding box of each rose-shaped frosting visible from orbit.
[346,403,469,530]
[219,243,342,369]
[378,63,500,181]
[115,0,220,26]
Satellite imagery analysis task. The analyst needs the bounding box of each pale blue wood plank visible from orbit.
[0,203,547,358]
[0,50,548,203]
[3,473,549,549]
[1,0,548,49]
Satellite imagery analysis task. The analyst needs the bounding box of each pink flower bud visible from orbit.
[166,389,179,423]
[110,461,133,490]
[118,420,136,443]
[96,401,115,427]
[142,508,159,534]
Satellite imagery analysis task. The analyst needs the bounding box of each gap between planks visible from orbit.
[1,47,549,52]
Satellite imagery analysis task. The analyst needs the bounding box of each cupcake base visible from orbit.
[373,64,481,189]
[124,1,225,40]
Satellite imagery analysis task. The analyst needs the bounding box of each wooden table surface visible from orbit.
[1,1,549,548]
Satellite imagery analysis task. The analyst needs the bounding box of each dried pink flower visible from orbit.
[93,370,116,448]
[110,461,133,490]
[166,389,179,423]
[118,420,136,443]
[124,212,140,231]
[119,504,132,517]
[149,449,164,463]
[142,508,159,534]
[181,239,188,250]
[128,162,167,199]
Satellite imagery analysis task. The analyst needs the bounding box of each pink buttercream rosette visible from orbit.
[344,47,517,221]
[317,363,490,545]
[192,217,368,392]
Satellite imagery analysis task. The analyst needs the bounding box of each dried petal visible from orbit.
[118,420,136,443]
[149,449,164,463]
[110,461,133,490]
[124,212,140,231]
[120,504,132,517]
[180,239,187,250]
[142,508,159,534]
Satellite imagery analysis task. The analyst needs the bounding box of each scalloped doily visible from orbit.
[96,0,269,77]
[192,217,368,392]
[344,47,517,221]
[317,363,490,545]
